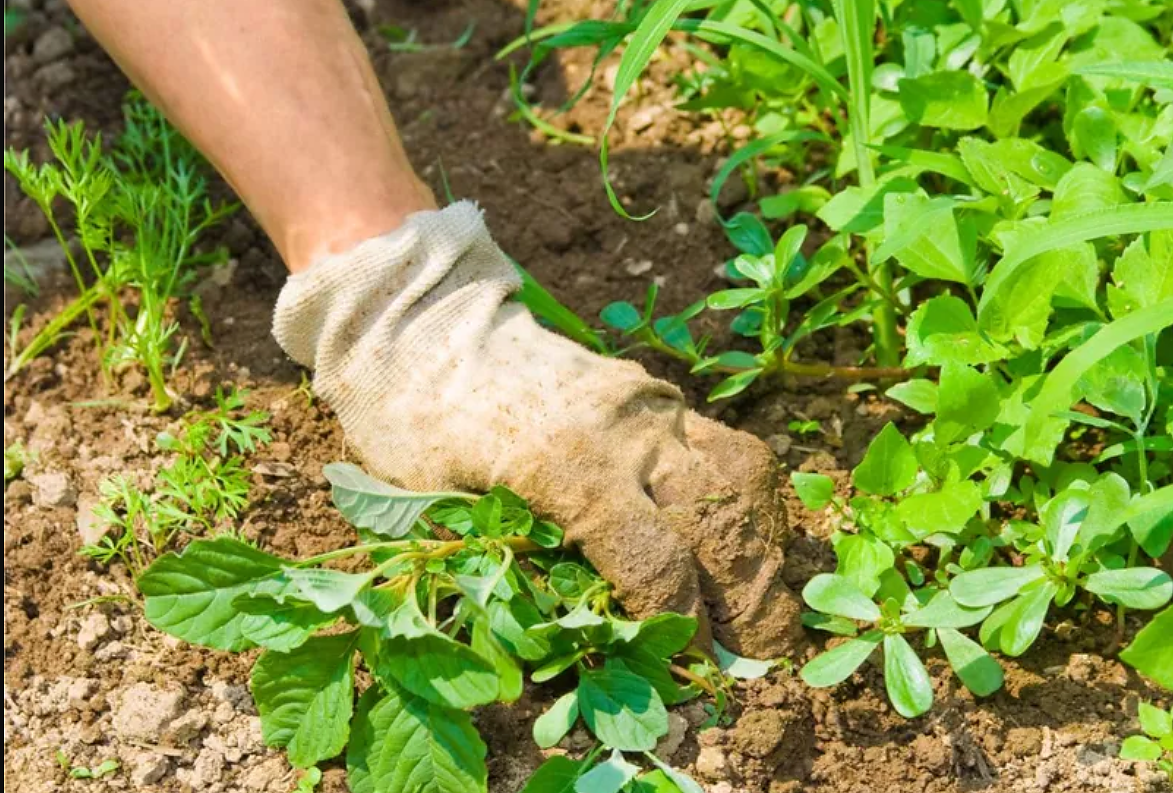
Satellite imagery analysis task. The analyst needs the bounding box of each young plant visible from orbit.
[4,93,236,411]
[134,463,720,793]
[4,440,26,482]
[1120,702,1173,781]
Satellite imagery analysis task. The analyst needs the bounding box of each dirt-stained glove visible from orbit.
[272,201,803,658]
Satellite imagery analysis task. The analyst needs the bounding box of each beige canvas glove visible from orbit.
[272,201,802,658]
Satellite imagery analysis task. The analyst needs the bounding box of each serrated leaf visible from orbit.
[534,691,580,749]
[577,661,668,751]
[904,295,1009,368]
[938,627,1003,697]
[347,684,487,793]
[1085,568,1173,611]
[323,462,465,538]
[899,71,988,130]
[879,193,975,284]
[137,536,285,651]
[252,632,357,768]
[852,422,918,496]
[801,630,883,687]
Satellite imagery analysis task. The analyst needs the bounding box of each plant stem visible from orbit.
[669,663,719,696]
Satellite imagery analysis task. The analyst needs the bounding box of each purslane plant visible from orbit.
[134,463,731,793]
[1120,702,1173,781]
[4,93,236,411]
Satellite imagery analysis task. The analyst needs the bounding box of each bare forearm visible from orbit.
[67,0,435,272]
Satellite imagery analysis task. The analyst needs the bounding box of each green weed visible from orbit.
[1120,701,1173,780]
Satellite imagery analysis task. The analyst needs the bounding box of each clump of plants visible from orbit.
[133,462,757,793]
[4,92,236,411]
[83,387,270,573]
[1121,701,1173,781]
[505,0,1173,714]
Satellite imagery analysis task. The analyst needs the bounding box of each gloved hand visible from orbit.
[273,201,803,658]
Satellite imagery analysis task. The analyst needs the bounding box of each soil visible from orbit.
[3,1,1169,792]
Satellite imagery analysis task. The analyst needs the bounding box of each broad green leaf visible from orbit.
[999,582,1058,657]
[884,634,933,718]
[899,71,989,130]
[803,573,881,622]
[577,660,668,751]
[1077,343,1147,424]
[904,591,991,629]
[347,685,486,793]
[938,627,1004,697]
[601,302,642,332]
[378,597,499,709]
[1022,300,1173,464]
[935,362,1001,443]
[978,236,1062,349]
[904,295,1009,368]
[852,422,918,496]
[1085,568,1173,611]
[950,565,1046,607]
[574,749,639,793]
[1051,163,1127,219]
[896,480,983,540]
[774,224,808,274]
[1077,473,1131,552]
[137,536,284,651]
[979,203,1173,324]
[871,145,974,186]
[958,137,1039,206]
[815,177,918,233]
[534,691,580,749]
[323,463,465,538]
[613,644,684,705]
[235,589,335,652]
[252,632,357,768]
[1119,735,1163,762]
[877,193,975,284]
[1049,244,1101,311]
[520,756,580,793]
[1112,235,1173,313]
[1129,506,1173,559]
[833,533,895,597]
[791,472,835,510]
[1120,607,1173,689]
[714,640,773,679]
[626,612,697,658]
[489,598,550,661]
[801,630,883,687]
[472,617,522,703]
[644,755,704,793]
[282,567,370,613]
[1138,702,1173,738]
[885,379,938,414]
[1042,489,1089,563]
[1072,106,1117,172]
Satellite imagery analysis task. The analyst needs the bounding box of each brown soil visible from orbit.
[4,1,1169,792]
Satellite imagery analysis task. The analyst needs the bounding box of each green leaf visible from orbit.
[1085,568,1173,611]
[802,613,860,636]
[934,362,1001,444]
[1072,106,1117,172]
[978,235,1062,349]
[534,691,580,749]
[520,756,580,793]
[377,597,499,709]
[722,213,774,255]
[1022,299,1173,464]
[791,472,835,510]
[706,288,767,310]
[707,369,763,402]
[597,0,691,219]
[1121,607,1173,689]
[472,617,522,703]
[643,755,704,793]
[1112,235,1173,313]
[613,645,684,705]
[937,627,1004,697]
[904,591,991,629]
[1078,343,1148,424]
[999,582,1058,657]
[514,261,609,353]
[251,632,357,768]
[1074,61,1173,91]
[626,612,697,658]
[979,203,1173,323]
[833,533,895,597]
[1051,163,1127,219]
[577,660,668,751]
[899,71,988,130]
[950,565,1047,608]
[1139,702,1173,738]
[884,633,933,718]
[885,379,938,414]
[574,749,639,793]
[816,177,918,234]
[878,193,975,284]
[347,685,487,793]
[803,573,881,622]
[137,536,284,651]
[323,463,465,538]
[714,640,774,680]
[1130,506,1173,559]
[601,301,642,332]
[896,480,982,541]
[852,422,918,497]
[904,295,1009,368]
[801,630,883,687]
[1042,489,1089,563]
[489,598,550,661]
[282,567,370,613]
[1077,473,1131,553]
[1119,735,1163,762]
[236,593,335,652]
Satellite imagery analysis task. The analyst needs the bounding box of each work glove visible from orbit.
[272,201,803,658]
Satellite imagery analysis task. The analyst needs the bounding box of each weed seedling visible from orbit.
[1121,702,1173,781]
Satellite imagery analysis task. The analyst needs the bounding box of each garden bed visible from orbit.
[3,1,1169,792]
